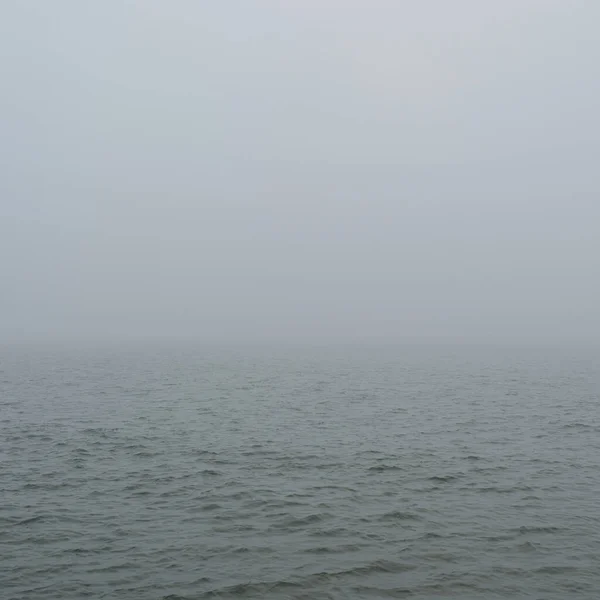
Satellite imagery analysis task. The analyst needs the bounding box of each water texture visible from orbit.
[1,343,599,599]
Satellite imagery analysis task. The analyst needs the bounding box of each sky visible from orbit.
[1,1,599,344]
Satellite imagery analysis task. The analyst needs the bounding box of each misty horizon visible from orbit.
[1,1,599,345]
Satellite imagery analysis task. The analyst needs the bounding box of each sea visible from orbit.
[1,342,599,599]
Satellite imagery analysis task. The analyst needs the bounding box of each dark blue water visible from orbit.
[1,343,599,599]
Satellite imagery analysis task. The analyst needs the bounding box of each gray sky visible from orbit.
[1,1,599,343]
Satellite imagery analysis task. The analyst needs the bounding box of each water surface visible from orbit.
[1,343,599,599]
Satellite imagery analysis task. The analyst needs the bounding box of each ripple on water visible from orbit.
[1,344,599,599]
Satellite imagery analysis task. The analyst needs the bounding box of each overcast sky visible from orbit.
[1,1,599,343]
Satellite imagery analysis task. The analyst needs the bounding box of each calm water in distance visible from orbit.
[1,342,599,599]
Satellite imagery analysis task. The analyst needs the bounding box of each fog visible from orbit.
[1,1,599,343]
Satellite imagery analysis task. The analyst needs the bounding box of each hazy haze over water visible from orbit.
[1,1,599,344]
